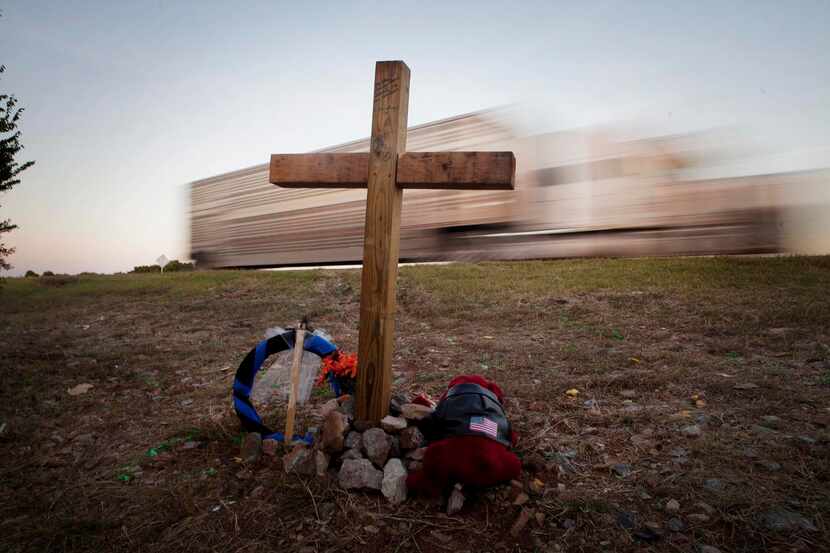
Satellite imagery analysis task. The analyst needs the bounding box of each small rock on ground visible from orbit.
[703,478,724,492]
[363,427,392,467]
[667,518,685,532]
[381,458,407,504]
[681,424,702,437]
[401,403,433,420]
[759,508,817,532]
[380,415,407,433]
[344,431,362,450]
[321,410,349,453]
[399,426,425,450]
[447,484,464,515]
[283,445,315,475]
[339,459,383,490]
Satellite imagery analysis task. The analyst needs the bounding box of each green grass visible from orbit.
[4,255,827,306]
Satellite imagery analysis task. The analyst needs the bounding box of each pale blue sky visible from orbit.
[2,0,829,275]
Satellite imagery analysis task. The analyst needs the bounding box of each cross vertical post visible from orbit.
[269,60,515,425]
[355,61,410,422]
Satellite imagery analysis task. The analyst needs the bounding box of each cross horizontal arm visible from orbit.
[270,151,515,190]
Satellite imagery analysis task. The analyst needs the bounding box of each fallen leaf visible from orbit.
[629,357,641,364]
[67,383,94,396]
[565,388,579,397]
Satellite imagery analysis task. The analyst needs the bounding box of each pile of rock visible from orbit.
[259,396,434,505]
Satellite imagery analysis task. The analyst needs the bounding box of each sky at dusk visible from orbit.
[2,0,829,275]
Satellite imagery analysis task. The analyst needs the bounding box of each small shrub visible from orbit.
[24,270,38,277]
[163,260,194,272]
[132,265,161,273]
[42,270,55,277]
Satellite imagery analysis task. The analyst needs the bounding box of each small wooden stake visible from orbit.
[284,321,306,441]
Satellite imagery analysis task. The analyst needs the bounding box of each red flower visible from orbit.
[317,351,358,386]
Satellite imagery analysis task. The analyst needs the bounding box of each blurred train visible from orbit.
[189,109,828,268]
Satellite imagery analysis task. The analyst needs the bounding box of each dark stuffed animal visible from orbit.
[406,375,521,497]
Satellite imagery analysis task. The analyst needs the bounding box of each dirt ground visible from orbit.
[1,256,828,553]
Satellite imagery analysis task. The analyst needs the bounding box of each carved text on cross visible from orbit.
[269,61,515,423]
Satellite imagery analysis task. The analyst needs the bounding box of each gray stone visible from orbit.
[389,394,407,416]
[241,432,262,465]
[283,445,314,475]
[752,424,777,435]
[760,415,782,429]
[380,415,407,433]
[759,508,817,532]
[363,427,391,467]
[671,447,689,457]
[399,426,425,450]
[695,502,715,514]
[344,431,362,450]
[447,484,464,515]
[681,424,702,437]
[616,512,636,529]
[321,410,349,453]
[337,396,355,417]
[401,403,433,421]
[612,464,632,478]
[583,399,599,409]
[381,458,407,504]
[667,518,685,532]
[703,478,724,492]
[620,389,637,398]
[314,450,329,477]
[339,459,383,490]
[665,499,680,513]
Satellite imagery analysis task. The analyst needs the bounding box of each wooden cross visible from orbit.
[269,61,515,423]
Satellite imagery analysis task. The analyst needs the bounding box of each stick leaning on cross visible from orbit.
[270,61,516,423]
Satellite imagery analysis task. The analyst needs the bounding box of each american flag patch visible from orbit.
[469,416,498,438]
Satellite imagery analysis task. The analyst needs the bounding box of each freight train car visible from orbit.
[190,110,794,267]
[190,111,530,268]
